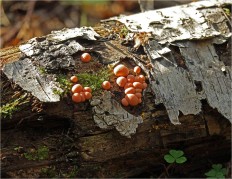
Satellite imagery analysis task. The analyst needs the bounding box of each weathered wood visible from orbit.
[112,0,232,124]
[1,0,231,178]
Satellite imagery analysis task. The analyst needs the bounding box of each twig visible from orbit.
[158,163,173,178]
[220,7,232,28]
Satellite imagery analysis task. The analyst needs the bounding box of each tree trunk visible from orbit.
[1,0,231,178]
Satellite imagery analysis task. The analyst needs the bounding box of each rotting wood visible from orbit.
[1,0,231,125]
[0,0,231,177]
[109,0,232,124]
[179,40,231,121]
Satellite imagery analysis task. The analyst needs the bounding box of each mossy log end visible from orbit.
[1,0,231,178]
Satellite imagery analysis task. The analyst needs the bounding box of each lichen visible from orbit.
[91,91,143,138]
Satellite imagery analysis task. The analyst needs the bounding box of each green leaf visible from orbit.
[215,172,225,179]
[220,168,227,175]
[212,164,223,171]
[169,150,184,159]
[176,156,187,164]
[164,154,175,163]
[205,169,217,177]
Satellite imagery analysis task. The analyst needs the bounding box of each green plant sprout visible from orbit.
[164,149,187,164]
[0,93,29,119]
[223,8,230,16]
[24,146,49,161]
[38,67,47,74]
[14,146,23,152]
[40,167,57,178]
[77,68,111,93]
[120,26,129,38]
[205,164,228,179]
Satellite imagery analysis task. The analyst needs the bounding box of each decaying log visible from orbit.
[0,0,231,178]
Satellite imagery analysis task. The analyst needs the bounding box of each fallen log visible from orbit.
[1,0,231,178]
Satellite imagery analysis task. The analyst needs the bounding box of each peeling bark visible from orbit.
[0,0,231,177]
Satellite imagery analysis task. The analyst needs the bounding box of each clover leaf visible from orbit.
[205,164,227,179]
[164,149,187,164]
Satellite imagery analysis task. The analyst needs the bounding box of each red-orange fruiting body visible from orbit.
[121,98,129,106]
[84,92,92,100]
[102,81,111,90]
[135,88,142,93]
[138,75,145,83]
[83,87,92,93]
[125,87,136,94]
[116,76,127,87]
[72,93,82,103]
[133,82,143,89]
[81,53,91,63]
[134,66,141,74]
[127,75,135,83]
[72,84,83,93]
[80,92,86,102]
[135,93,142,98]
[70,76,78,83]
[113,64,129,77]
[142,82,148,89]
[125,94,139,106]
[124,83,133,89]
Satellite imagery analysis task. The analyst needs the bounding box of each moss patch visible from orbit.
[54,75,73,96]
[24,145,49,161]
[77,68,111,94]
[0,93,29,119]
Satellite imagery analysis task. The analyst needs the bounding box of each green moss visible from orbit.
[38,67,46,74]
[77,68,111,94]
[24,146,49,161]
[54,75,73,97]
[223,8,231,16]
[40,167,57,178]
[0,93,29,119]
[120,26,129,38]
[54,68,111,97]
[62,166,79,178]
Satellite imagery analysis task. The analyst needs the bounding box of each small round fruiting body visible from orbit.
[70,76,78,83]
[133,82,143,89]
[134,66,141,74]
[116,76,127,87]
[72,84,83,93]
[102,81,111,90]
[83,87,92,93]
[121,98,129,106]
[80,92,86,102]
[134,76,140,82]
[135,88,142,93]
[72,93,82,103]
[127,75,135,83]
[125,94,139,106]
[135,93,142,98]
[142,82,148,89]
[113,64,129,77]
[138,75,145,83]
[81,53,91,63]
[124,83,133,89]
[84,92,92,100]
[125,87,136,94]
